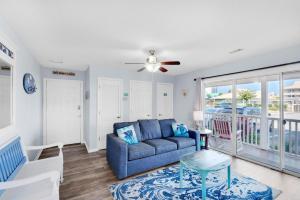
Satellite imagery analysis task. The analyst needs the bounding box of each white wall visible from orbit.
[174,45,300,126]
[85,66,175,150]
[0,17,42,160]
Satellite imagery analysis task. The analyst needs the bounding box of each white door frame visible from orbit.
[156,82,174,119]
[0,32,16,144]
[97,77,123,149]
[129,80,153,121]
[43,78,84,145]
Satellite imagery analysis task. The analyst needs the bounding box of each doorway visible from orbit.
[97,78,123,149]
[157,83,173,119]
[130,80,152,121]
[43,79,83,145]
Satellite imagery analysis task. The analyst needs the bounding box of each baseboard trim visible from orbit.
[82,141,99,153]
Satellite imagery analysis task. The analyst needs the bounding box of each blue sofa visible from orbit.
[106,119,200,179]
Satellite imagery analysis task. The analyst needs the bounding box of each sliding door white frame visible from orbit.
[202,64,300,178]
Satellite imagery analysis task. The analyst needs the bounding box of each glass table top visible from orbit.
[180,150,231,171]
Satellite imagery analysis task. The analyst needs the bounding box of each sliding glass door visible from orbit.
[235,79,263,160]
[203,69,300,176]
[204,82,234,153]
[234,76,281,167]
[283,72,300,174]
[266,76,281,167]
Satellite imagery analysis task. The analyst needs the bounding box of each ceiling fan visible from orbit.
[125,50,180,73]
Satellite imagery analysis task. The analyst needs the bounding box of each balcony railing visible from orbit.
[205,113,300,156]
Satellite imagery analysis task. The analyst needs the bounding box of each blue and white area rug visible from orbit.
[110,165,281,200]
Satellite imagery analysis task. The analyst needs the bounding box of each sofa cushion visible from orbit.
[113,121,142,142]
[166,137,196,149]
[144,139,177,155]
[159,119,176,138]
[128,142,155,161]
[138,119,162,141]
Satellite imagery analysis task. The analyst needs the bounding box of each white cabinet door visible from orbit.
[130,80,152,121]
[157,83,173,119]
[44,79,82,145]
[97,78,123,149]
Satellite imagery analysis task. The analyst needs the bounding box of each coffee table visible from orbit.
[179,150,231,200]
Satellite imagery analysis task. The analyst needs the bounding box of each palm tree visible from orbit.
[238,90,255,105]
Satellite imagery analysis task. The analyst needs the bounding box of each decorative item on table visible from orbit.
[193,110,203,130]
[23,73,37,94]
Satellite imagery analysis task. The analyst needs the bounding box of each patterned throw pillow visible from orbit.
[117,125,139,144]
[172,123,189,137]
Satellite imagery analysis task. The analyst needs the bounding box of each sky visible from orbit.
[211,79,297,95]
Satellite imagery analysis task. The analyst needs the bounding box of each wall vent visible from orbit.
[52,70,76,76]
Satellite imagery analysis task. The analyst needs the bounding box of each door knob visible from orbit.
[117,116,121,119]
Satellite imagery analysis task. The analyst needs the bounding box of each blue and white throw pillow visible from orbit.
[172,123,189,137]
[117,125,139,144]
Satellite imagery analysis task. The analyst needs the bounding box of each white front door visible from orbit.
[97,78,123,149]
[44,79,82,145]
[130,80,152,121]
[157,83,173,119]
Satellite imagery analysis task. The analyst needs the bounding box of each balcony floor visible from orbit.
[209,136,300,174]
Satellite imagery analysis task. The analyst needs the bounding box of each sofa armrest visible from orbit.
[106,134,128,179]
[188,129,201,151]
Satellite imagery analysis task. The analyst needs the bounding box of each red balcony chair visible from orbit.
[213,114,243,151]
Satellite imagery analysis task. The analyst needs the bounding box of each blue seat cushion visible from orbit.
[113,121,142,142]
[138,119,162,141]
[159,119,176,138]
[144,139,177,155]
[166,137,196,149]
[128,142,155,161]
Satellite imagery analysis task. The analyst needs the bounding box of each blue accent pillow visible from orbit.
[117,125,139,144]
[172,123,189,137]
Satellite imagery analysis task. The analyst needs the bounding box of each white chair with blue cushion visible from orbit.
[0,136,64,200]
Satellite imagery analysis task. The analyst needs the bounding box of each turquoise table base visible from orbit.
[180,163,231,200]
[179,150,232,200]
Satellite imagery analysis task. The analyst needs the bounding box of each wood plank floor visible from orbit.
[40,144,117,200]
[40,144,300,200]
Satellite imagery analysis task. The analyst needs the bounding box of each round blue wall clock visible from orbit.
[23,73,37,94]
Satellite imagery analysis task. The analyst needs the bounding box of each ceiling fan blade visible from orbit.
[159,67,168,73]
[137,67,146,72]
[160,61,180,65]
[125,62,145,64]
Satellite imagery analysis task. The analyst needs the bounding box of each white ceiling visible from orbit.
[0,0,300,75]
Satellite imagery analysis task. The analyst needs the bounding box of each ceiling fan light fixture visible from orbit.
[145,63,160,72]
